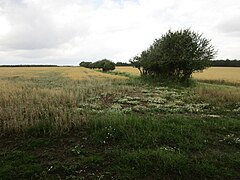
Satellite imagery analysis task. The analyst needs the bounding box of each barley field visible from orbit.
[193,67,240,83]
[115,66,240,83]
[0,67,128,134]
[115,66,140,75]
[0,67,127,80]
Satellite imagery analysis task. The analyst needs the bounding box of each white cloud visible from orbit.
[0,0,240,65]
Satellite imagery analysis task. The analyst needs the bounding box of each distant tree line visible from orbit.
[79,59,115,72]
[211,59,240,67]
[115,62,131,66]
[0,65,58,67]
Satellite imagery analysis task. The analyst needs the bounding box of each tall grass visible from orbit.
[193,83,240,107]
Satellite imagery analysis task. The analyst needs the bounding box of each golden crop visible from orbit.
[115,66,140,75]
[0,67,127,80]
[193,67,240,83]
[0,67,128,135]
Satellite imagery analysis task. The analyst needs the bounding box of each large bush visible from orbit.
[131,29,216,82]
[79,59,115,72]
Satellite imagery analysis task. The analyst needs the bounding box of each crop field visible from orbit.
[193,67,240,84]
[115,66,240,84]
[0,67,240,179]
[0,67,127,80]
[0,67,128,134]
[115,66,140,76]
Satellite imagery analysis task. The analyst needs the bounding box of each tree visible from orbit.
[79,61,92,68]
[79,59,115,72]
[102,60,115,72]
[211,59,240,67]
[96,59,115,72]
[131,29,217,82]
[116,62,131,66]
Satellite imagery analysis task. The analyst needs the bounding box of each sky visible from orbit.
[0,0,240,65]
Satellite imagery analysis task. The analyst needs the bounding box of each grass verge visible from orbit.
[1,112,240,179]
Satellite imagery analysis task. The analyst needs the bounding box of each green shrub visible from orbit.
[131,29,216,82]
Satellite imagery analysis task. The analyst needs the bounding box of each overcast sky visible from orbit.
[0,0,240,65]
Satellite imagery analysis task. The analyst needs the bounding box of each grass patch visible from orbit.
[197,79,240,87]
[0,151,43,179]
[1,112,240,179]
[193,83,240,108]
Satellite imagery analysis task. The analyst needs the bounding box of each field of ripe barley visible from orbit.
[0,67,129,134]
[193,67,240,83]
[0,67,127,80]
[115,66,140,76]
[115,66,240,83]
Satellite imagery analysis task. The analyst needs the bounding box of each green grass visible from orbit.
[0,151,43,179]
[1,112,239,179]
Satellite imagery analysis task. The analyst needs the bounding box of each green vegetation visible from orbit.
[0,68,240,179]
[131,29,216,82]
[1,113,240,179]
[115,62,131,66]
[80,59,115,72]
[211,59,240,67]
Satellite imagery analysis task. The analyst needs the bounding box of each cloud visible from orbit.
[216,15,240,36]
[0,0,240,65]
[0,0,92,50]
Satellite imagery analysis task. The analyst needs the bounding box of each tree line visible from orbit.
[211,59,240,67]
[0,65,58,67]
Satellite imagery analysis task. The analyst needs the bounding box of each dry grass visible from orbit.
[193,83,240,107]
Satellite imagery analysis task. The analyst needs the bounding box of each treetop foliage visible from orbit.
[115,62,131,66]
[79,59,115,72]
[130,29,217,82]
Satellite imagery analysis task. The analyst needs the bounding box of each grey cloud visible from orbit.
[1,0,240,65]
[0,0,91,50]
